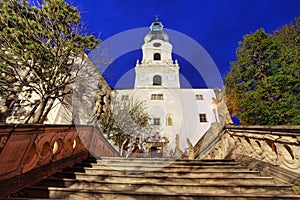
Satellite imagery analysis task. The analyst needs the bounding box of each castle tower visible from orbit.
[134,17,180,89]
[114,18,218,156]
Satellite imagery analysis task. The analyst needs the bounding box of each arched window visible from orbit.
[153,75,162,85]
[154,53,161,60]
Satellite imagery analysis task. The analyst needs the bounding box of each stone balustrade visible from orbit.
[197,125,300,174]
[0,124,119,197]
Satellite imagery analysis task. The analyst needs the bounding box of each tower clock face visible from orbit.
[139,75,148,81]
[168,74,176,81]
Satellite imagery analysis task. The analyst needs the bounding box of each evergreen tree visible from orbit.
[224,17,300,125]
[0,0,100,123]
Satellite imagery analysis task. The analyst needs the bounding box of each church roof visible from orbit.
[144,17,169,43]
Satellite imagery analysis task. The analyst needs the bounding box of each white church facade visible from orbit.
[113,18,220,154]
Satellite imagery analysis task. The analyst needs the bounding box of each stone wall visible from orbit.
[0,124,119,197]
[197,125,300,184]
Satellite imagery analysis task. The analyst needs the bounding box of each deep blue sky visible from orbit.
[70,0,299,88]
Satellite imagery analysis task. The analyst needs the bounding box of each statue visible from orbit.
[173,134,183,158]
[88,83,108,124]
[167,115,172,126]
[186,138,194,159]
[213,87,233,125]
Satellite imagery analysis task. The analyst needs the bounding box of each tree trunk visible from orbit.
[40,98,55,124]
[33,98,48,124]
[24,103,38,124]
[120,138,129,157]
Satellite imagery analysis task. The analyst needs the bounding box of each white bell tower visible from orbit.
[134,17,180,89]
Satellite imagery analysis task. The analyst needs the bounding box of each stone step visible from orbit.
[76,160,246,167]
[75,163,240,169]
[99,156,175,161]
[99,157,233,162]
[96,161,237,168]
[53,170,266,180]
[21,183,295,199]
[58,169,262,179]
[97,158,236,166]
[77,158,240,173]
[65,165,258,174]
[5,193,300,200]
[40,175,275,187]
[99,158,234,162]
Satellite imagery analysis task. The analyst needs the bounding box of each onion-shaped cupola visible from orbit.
[144,16,169,43]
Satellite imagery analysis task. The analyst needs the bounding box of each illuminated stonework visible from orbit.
[113,18,220,155]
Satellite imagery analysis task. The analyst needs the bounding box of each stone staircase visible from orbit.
[5,157,300,199]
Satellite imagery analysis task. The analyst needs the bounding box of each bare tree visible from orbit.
[98,95,154,152]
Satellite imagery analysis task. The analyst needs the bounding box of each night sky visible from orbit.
[70,0,299,89]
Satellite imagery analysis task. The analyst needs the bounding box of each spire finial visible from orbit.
[155,15,159,22]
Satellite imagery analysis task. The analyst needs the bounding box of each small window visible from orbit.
[153,43,161,47]
[153,75,162,85]
[153,118,160,125]
[121,95,129,101]
[199,114,207,122]
[166,115,173,126]
[154,53,161,60]
[151,94,163,100]
[195,94,204,100]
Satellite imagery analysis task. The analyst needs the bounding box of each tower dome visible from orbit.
[144,17,169,43]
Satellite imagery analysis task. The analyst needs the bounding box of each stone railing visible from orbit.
[0,124,119,198]
[197,125,300,175]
